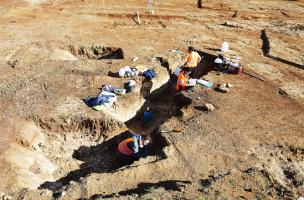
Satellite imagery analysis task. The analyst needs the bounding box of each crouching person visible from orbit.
[117,134,150,165]
[176,68,191,91]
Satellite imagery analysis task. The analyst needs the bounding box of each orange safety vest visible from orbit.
[186,52,201,68]
[118,138,135,156]
[176,71,188,91]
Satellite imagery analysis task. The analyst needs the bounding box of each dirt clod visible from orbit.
[204,103,215,111]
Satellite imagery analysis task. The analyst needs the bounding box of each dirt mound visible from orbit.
[279,82,304,99]
[49,49,77,61]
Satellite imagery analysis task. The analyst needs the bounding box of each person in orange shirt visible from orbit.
[183,46,202,78]
[176,68,191,91]
[117,134,150,165]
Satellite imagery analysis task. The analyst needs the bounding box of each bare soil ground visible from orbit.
[0,0,303,199]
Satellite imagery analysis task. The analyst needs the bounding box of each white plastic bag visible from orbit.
[221,42,229,53]
[128,80,136,87]
[214,58,223,64]
[119,68,126,77]
[188,79,197,86]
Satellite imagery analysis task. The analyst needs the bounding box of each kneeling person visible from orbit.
[176,68,191,91]
[117,134,150,165]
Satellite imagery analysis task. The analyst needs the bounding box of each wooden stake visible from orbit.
[136,11,141,25]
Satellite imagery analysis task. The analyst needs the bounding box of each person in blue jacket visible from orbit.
[143,107,152,123]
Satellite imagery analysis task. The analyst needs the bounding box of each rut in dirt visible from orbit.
[39,50,216,196]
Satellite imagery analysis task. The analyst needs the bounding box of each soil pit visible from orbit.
[69,44,124,60]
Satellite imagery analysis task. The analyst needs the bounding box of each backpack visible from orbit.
[143,69,156,80]
[124,80,136,93]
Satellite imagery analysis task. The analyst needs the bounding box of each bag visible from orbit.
[124,80,136,93]
[102,85,116,92]
[221,42,229,53]
[187,79,197,86]
[119,66,138,77]
[143,69,156,80]
[114,88,126,95]
[119,68,126,77]
[197,79,213,88]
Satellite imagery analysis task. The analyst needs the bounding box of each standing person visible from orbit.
[183,46,202,78]
[117,134,150,165]
[143,107,152,123]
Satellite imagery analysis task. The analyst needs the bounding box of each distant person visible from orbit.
[117,134,150,165]
[183,46,202,78]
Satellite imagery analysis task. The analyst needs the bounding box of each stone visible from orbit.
[227,83,233,88]
[0,192,5,198]
[85,48,98,59]
[220,83,227,88]
[2,195,12,200]
[221,21,239,28]
[69,45,79,56]
[217,87,230,93]
[243,184,252,192]
[50,49,77,61]
[204,103,215,112]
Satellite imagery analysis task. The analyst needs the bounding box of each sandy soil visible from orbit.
[0,0,303,199]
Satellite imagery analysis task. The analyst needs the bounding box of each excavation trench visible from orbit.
[38,50,216,195]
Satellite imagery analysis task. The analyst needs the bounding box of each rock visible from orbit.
[40,190,51,196]
[2,195,12,200]
[221,21,239,28]
[69,45,79,56]
[243,184,252,192]
[220,83,227,88]
[217,87,230,93]
[204,103,215,112]
[227,83,233,88]
[84,48,98,59]
[0,192,4,198]
[243,167,256,174]
[132,57,139,62]
[50,49,77,61]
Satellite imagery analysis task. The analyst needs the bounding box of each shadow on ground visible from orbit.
[81,180,191,199]
[39,78,192,197]
[39,49,215,197]
[261,29,303,70]
[39,128,170,195]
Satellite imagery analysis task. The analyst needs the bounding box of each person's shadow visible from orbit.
[39,131,134,194]
[39,129,168,197]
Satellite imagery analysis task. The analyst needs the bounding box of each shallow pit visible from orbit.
[69,44,124,60]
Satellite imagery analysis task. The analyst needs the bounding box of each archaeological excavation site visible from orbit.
[0,0,303,199]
